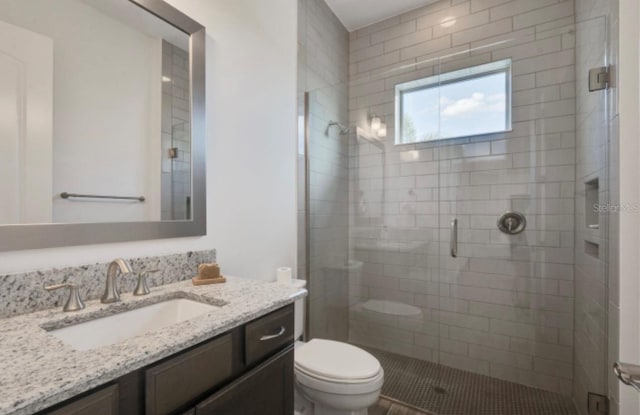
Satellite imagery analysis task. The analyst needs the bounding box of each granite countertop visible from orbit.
[0,276,306,415]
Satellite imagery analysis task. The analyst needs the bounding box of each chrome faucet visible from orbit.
[101,258,133,304]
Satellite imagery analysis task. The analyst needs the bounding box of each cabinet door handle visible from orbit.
[260,326,286,341]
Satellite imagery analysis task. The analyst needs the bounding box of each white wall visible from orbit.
[618,0,640,412]
[0,0,298,282]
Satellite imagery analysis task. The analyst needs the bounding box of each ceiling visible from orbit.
[324,0,439,32]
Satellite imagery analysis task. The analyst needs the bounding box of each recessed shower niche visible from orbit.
[585,178,600,230]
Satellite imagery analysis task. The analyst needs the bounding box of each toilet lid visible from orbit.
[295,339,381,381]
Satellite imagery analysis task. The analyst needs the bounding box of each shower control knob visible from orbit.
[498,211,526,235]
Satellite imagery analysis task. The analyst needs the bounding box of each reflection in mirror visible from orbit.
[0,0,191,225]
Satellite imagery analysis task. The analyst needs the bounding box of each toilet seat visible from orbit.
[295,339,381,380]
[295,364,384,395]
[294,339,383,394]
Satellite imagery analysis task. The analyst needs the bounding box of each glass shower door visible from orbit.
[347,104,445,412]
[573,8,612,414]
[299,0,616,412]
[432,8,611,413]
[303,75,445,408]
[304,84,351,343]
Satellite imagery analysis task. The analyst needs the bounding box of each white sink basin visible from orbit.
[47,298,217,351]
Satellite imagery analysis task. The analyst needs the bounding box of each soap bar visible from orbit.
[192,262,226,285]
[198,263,221,279]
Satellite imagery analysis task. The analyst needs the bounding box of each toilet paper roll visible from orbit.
[276,267,292,284]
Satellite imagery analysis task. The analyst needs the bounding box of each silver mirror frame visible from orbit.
[0,0,206,251]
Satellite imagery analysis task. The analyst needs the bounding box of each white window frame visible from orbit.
[394,59,513,145]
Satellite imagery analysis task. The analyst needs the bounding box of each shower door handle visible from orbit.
[450,218,458,258]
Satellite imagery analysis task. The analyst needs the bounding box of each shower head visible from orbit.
[326,120,350,136]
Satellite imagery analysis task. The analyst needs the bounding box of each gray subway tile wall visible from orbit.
[161,41,191,220]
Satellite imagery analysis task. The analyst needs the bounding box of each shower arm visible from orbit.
[326,120,349,135]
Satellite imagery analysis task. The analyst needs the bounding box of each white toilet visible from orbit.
[289,280,384,415]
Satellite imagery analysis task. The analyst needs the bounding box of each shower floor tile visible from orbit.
[362,346,577,415]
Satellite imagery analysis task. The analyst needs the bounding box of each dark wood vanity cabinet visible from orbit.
[40,305,294,415]
[145,333,235,414]
[47,385,119,415]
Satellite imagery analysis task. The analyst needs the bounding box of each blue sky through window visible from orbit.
[401,72,508,143]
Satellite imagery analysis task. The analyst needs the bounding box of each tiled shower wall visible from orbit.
[161,41,191,220]
[573,0,619,413]
[297,0,350,340]
[347,0,577,394]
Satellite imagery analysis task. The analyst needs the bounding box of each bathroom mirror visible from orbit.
[0,0,206,250]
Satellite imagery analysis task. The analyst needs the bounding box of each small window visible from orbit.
[395,59,512,144]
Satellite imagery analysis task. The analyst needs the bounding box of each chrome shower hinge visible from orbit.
[589,66,610,92]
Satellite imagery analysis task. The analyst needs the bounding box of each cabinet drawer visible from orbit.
[48,384,118,415]
[146,333,233,415]
[244,305,294,366]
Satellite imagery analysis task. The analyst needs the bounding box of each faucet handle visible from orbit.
[134,269,159,296]
[44,283,85,312]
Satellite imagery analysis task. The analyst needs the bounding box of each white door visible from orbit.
[0,20,53,224]
[617,0,640,413]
